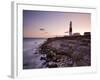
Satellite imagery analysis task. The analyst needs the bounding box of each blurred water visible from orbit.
[23,38,47,69]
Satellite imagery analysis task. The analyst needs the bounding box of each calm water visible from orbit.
[23,38,47,69]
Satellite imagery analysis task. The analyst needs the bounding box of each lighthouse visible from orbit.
[69,21,72,36]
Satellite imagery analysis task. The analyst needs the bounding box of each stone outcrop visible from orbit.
[39,35,91,68]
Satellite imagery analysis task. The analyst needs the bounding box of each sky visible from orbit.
[23,10,91,38]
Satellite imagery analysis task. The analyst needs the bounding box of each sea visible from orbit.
[23,38,47,69]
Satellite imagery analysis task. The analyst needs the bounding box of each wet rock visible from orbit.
[40,57,46,60]
[47,62,58,68]
[42,61,47,65]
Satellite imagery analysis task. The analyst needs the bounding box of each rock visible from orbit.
[42,61,47,65]
[47,62,58,68]
[71,51,82,60]
[76,59,89,66]
[39,35,91,67]
[40,57,46,60]
[47,51,56,60]
[66,57,74,66]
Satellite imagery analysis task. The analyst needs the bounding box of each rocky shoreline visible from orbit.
[39,35,91,68]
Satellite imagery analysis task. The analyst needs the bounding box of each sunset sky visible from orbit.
[23,10,91,38]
